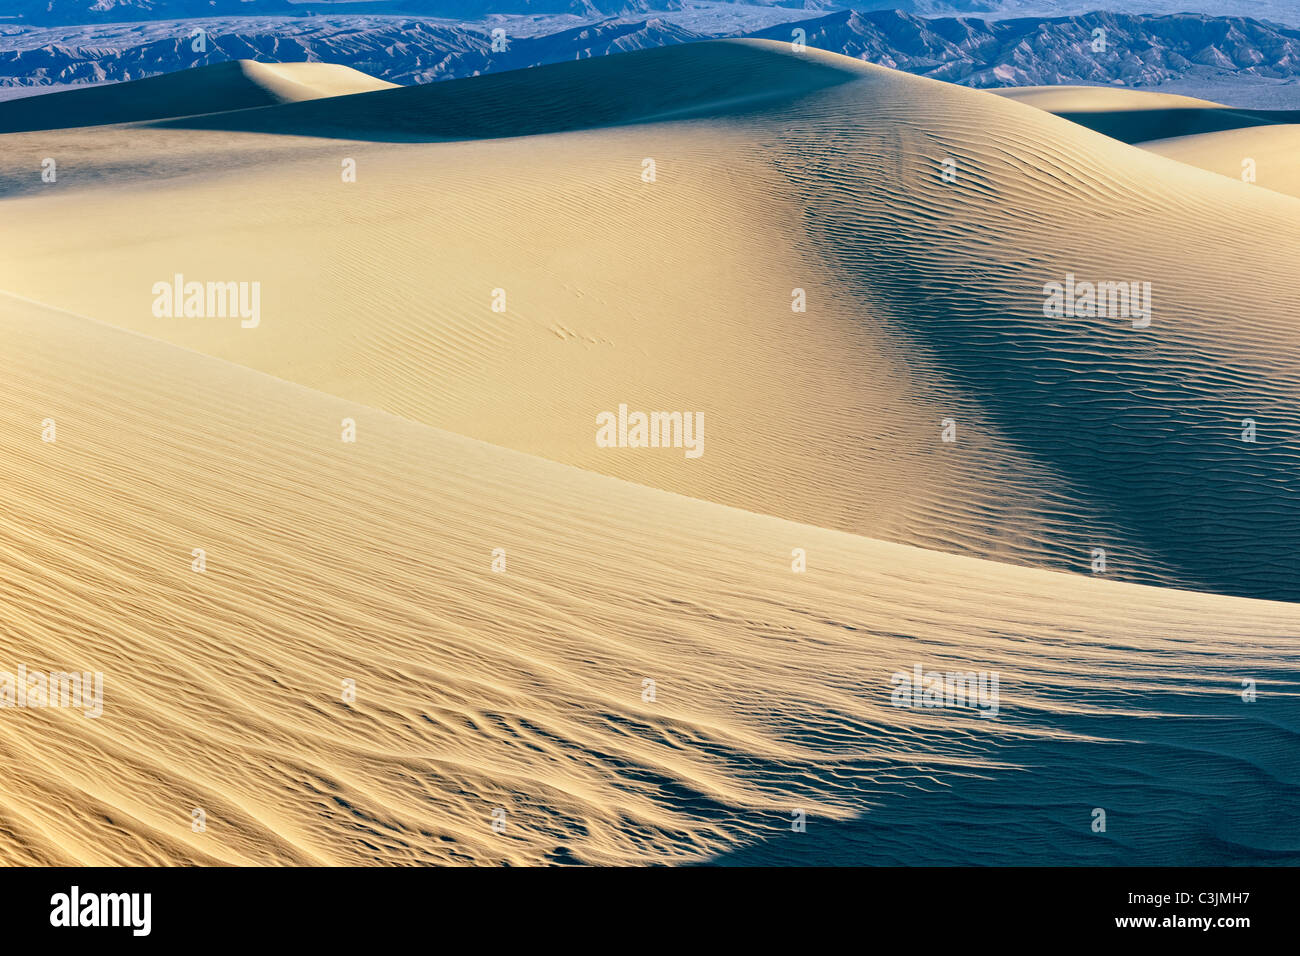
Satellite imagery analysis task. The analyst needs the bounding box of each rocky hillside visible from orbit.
[3,9,1299,91]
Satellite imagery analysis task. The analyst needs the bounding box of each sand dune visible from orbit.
[2,42,1299,865]
[1139,124,1300,198]
[0,60,396,134]
[2,290,1297,865]
[5,42,1300,599]
[992,83,1300,143]
[995,85,1300,195]
[154,41,868,141]
[992,85,1231,113]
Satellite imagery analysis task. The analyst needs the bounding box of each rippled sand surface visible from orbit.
[0,42,1297,864]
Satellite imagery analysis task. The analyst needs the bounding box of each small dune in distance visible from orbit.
[0,60,397,134]
[0,37,1298,867]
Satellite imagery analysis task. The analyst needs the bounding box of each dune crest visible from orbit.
[992,85,1231,112]
[151,40,874,141]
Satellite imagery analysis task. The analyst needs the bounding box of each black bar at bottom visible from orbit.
[0,865,1288,943]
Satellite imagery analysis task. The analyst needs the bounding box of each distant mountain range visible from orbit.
[751,10,1300,87]
[4,9,1300,93]
[7,0,1300,28]
[4,0,684,26]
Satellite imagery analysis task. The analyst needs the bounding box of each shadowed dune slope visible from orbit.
[991,84,1300,143]
[2,292,1298,866]
[149,41,870,141]
[776,70,1300,600]
[0,60,397,134]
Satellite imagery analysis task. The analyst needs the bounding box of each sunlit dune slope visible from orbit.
[2,291,1297,866]
[4,40,1300,605]
[1139,124,1300,199]
[991,83,1300,143]
[0,60,397,134]
[992,85,1231,112]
